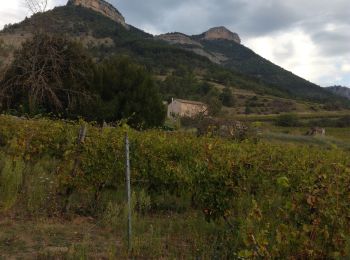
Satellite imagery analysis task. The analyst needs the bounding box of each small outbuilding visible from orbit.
[167,98,208,118]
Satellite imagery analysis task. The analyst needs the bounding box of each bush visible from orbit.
[220,87,235,107]
[275,113,300,127]
[0,35,165,128]
[91,57,166,128]
[0,157,25,210]
[336,115,350,127]
[0,34,95,116]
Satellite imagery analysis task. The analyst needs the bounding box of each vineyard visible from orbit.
[0,115,350,258]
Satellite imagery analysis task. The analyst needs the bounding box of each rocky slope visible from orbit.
[156,27,240,64]
[67,0,128,28]
[157,33,202,47]
[201,26,241,43]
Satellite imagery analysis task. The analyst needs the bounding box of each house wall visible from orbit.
[167,100,181,118]
[168,100,208,118]
[180,103,207,117]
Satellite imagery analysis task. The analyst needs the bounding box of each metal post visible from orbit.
[125,132,132,251]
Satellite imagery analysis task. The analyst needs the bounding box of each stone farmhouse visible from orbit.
[167,98,208,118]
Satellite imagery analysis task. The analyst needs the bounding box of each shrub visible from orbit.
[25,158,59,216]
[275,113,300,127]
[0,157,25,210]
[336,115,350,127]
[0,34,95,116]
[220,87,235,107]
[91,57,166,128]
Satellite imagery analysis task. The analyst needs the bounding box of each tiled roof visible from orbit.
[174,99,207,106]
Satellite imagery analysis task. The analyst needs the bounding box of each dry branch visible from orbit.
[24,0,48,14]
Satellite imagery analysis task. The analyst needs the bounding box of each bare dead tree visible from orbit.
[24,0,48,14]
[0,34,95,115]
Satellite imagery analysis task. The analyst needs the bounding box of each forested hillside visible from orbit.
[0,4,348,107]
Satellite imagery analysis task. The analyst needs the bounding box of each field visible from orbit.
[1,115,350,258]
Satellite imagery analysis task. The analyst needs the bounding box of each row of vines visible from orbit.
[0,115,350,258]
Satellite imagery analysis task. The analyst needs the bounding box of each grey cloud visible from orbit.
[312,30,350,56]
[113,0,302,36]
[273,42,296,60]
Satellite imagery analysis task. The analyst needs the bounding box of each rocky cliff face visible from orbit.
[157,33,202,47]
[202,26,241,44]
[157,27,240,64]
[67,0,128,28]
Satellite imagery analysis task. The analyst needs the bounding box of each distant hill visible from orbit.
[327,86,350,99]
[159,27,344,103]
[0,1,349,107]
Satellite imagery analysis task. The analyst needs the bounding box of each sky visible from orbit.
[1,0,349,87]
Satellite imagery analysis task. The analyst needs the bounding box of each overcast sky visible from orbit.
[1,0,349,87]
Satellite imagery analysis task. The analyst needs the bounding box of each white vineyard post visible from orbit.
[125,132,132,251]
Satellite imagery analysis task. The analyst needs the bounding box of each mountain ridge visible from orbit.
[0,2,349,107]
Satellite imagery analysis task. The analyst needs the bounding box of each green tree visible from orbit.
[93,57,166,128]
[275,113,300,127]
[220,87,235,107]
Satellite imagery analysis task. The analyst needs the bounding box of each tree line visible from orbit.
[0,34,166,128]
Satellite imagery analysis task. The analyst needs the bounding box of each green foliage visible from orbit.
[25,158,59,216]
[200,39,350,106]
[0,156,25,210]
[275,113,301,127]
[134,189,151,215]
[336,115,350,127]
[245,105,253,115]
[0,35,165,128]
[0,115,350,257]
[158,68,215,101]
[220,87,235,107]
[91,56,166,128]
[2,4,350,108]
[100,201,124,231]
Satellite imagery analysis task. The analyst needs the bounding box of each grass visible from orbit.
[261,132,350,150]
[258,124,350,150]
[0,212,218,259]
[236,110,350,122]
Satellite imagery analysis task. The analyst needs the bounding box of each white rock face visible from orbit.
[203,26,241,44]
[68,0,128,28]
[157,33,202,47]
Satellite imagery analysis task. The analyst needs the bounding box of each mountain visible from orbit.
[158,27,339,102]
[327,86,350,99]
[0,0,349,107]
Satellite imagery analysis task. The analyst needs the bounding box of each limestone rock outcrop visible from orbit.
[156,27,240,64]
[157,33,202,47]
[67,0,128,28]
[202,26,241,44]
